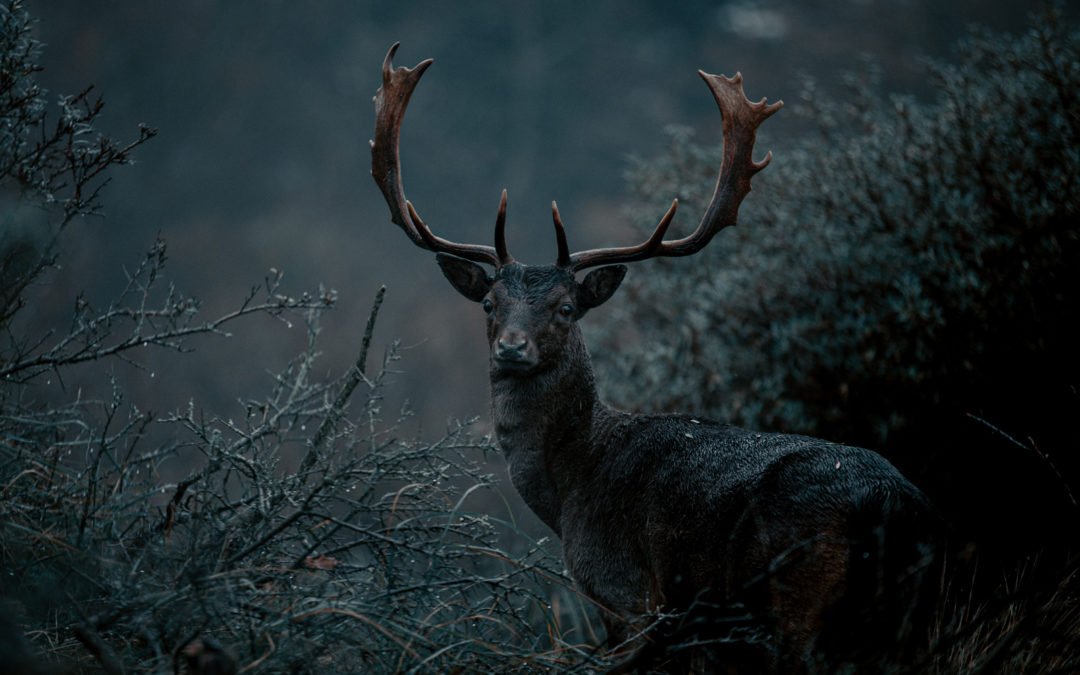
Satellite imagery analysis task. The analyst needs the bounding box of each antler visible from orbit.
[565,72,782,272]
[371,44,508,267]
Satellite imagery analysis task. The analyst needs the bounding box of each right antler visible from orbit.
[371,43,510,267]
[563,72,782,272]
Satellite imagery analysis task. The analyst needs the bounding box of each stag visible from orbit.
[370,44,939,672]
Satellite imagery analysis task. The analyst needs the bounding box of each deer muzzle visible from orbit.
[494,330,537,373]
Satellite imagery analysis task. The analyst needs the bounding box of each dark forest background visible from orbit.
[3,0,1079,672]
[21,0,1052,427]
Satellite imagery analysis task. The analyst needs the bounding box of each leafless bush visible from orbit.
[1,257,606,673]
[1,0,604,670]
[0,0,155,330]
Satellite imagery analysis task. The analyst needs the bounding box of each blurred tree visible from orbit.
[0,0,154,332]
[591,7,1080,563]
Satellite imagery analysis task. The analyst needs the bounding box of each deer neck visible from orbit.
[490,327,601,534]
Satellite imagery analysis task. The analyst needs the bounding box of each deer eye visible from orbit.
[558,303,575,318]
[482,299,494,314]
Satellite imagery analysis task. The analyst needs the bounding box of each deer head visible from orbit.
[370,43,781,377]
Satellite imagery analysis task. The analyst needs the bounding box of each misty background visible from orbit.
[22,0,1046,437]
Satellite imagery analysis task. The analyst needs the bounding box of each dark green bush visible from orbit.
[591,8,1080,558]
[590,13,1080,669]
[596,9,1078,441]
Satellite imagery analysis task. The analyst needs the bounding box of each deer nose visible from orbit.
[496,332,529,360]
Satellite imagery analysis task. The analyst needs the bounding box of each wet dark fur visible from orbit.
[438,256,940,672]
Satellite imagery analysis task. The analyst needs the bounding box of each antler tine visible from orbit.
[564,199,679,269]
[551,201,571,267]
[371,43,501,267]
[568,71,782,272]
[495,189,514,265]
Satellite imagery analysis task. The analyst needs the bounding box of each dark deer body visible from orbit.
[370,45,939,671]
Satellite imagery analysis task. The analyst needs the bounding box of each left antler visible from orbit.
[563,72,782,272]
[371,43,509,267]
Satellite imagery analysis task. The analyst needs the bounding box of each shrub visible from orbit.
[1,281,598,673]
[590,7,1080,561]
[0,0,154,331]
[0,1,599,670]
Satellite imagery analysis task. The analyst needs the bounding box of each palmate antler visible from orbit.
[371,44,782,271]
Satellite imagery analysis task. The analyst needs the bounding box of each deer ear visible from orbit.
[578,265,627,310]
[436,254,492,302]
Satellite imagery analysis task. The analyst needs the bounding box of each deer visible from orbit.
[369,44,940,672]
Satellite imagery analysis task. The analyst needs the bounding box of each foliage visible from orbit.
[593,8,1078,451]
[1,280,599,673]
[590,7,1080,672]
[4,0,1078,670]
[0,0,155,330]
[0,1,601,671]
[590,8,1080,536]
